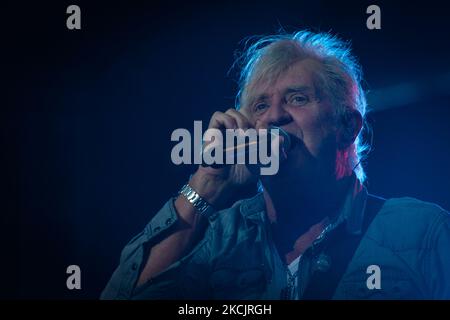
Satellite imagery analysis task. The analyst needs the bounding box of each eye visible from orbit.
[254,103,269,114]
[289,94,310,106]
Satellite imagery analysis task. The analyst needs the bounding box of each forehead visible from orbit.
[247,58,320,103]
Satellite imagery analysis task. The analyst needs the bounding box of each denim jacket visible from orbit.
[101,183,450,300]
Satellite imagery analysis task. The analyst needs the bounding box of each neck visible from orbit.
[262,173,353,256]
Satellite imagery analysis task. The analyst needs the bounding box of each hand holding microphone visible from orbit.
[188,108,292,207]
[201,124,292,174]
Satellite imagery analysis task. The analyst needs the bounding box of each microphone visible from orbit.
[201,126,292,170]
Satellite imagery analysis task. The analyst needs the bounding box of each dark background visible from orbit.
[2,0,450,299]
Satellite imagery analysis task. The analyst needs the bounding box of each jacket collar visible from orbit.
[239,192,266,222]
[239,173,368,235]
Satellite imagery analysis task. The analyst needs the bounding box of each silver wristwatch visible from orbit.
[179,184,215,217]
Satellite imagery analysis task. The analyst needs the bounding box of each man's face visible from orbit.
[243,58,340,183]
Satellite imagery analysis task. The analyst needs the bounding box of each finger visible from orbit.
[225,108,252,130]
[237,106,253,122]
[209,111,238,130]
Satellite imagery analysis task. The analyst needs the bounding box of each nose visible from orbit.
[260,102,293,128]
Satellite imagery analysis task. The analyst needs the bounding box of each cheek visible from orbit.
[295,108,337,158]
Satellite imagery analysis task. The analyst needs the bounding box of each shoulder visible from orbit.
[366,195,449,249]
[378,196,448,225]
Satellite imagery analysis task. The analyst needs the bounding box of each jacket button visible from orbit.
[132,263,138,271]
[314,254,331,272]
[153,226,161,233]
[165,218,173,226]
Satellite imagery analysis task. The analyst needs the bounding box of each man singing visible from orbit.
[101,30,450,299]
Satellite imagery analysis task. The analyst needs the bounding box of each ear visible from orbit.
[337,108,363,150]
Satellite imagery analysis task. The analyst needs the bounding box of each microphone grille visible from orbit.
[269,126,292,151]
